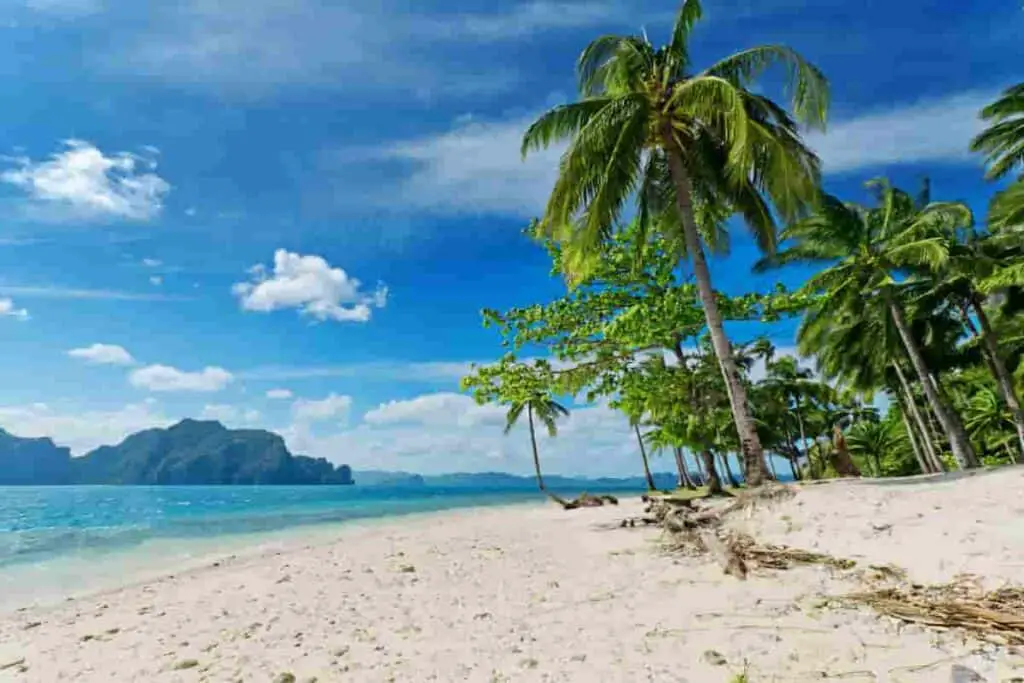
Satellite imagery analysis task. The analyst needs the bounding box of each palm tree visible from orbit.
[632,420,658,491]
[504,393,570,491]
[845,420,898,477]
[521,0,829,486]
[764,181,980,469]
[964,387,1017,463]
[972,84,1024,231]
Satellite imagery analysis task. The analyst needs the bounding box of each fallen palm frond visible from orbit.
[840,582,1024,646]
[725,533,857,572]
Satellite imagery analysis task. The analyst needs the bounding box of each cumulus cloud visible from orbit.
[129,364,233,392]
[0,400,172,454]
[141,258,162,267]
[67,343,135,366]
[283,394,640,477]
[0,298,29,321]
[1,140,170,222]
[233,249,387,323]
[292,393,352,424]
[149,276,163,286]
[265,388,293,400]
[363,392,505,429]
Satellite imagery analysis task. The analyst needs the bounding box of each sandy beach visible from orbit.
[2,470,1024,682]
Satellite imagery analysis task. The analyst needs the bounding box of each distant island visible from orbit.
[0,419,354,486]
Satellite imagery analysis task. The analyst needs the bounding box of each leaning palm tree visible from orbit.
[521,0,829,486]
[764,180,980,470]
[504,393,570,491]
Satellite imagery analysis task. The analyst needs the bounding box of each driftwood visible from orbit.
[550,492,620,510]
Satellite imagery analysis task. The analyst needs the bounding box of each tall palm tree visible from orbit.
[504,394,570,491]
[632,420,658,491]
[521,0,829,486]
[764,181,980,469]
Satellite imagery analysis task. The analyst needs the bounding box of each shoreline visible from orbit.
[2,473,1023,681]
[0,498,548,616]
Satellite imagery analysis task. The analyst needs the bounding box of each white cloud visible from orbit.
[350,114,561,215]
[0,298,29,321]
[282,394,644,478]
[347,88,998,218]
[233,249,387,323]
[67,343,135,366]
[200,404,261,426]
[292,393,352,424]
[0,285,183,301]
[0,401,172,455]
[129,364,233,393]
[149,275,163,286]
[809,90,996,174]
[141,258,162,268]
[101,1,625,97]
[364,392,505,429]
[239,359,477,383]
[1,140,170,222]
[265,388,293,400]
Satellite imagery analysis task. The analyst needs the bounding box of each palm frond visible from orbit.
[522,98,615,157]
[504,402,526,435]
[703,45,829,129]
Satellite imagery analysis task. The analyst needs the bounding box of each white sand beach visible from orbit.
[2,469,1024,682]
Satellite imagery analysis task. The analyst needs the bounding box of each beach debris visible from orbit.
[331,646,350,657]
[273,673,296,683]
[172,658,200,670]
[548,492,619,510]
[22,621,41,630]
[839,581,1024,646]
[398,564,416,573]
[702,649,728,666]
[0,657,26,672]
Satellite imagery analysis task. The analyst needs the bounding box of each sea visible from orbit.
[0,483,639,611]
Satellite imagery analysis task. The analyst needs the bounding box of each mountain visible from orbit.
[0,419,353,486]
[0,429,73,485]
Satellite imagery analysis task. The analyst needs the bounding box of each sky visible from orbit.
[0,0,1019,477]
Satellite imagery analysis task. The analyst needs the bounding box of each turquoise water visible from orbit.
[0,485,561,568]
[1,484,590,609]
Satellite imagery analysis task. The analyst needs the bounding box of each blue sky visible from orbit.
[0,0,1018,476]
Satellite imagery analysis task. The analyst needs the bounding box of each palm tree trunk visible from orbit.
[673,447,694,489]
[634,424,657,490]
[783,428,802,481]
[892,361,942,472]
[663,136,769,487]
[888,299,979,469]
[701,449,723,494]
[898,396,931,474]
[716,452,738,487]
[972,296,1024,461]
[794,399,811,475]
[527,405,546,491]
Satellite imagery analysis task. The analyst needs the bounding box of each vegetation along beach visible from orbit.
[2,0,1024,680]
